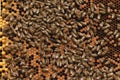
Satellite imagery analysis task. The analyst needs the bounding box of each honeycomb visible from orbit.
[0,16,10,78]
[1,0,120,80]
[92,0,120,72]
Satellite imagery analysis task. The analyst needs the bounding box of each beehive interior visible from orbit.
[1,0,120,80]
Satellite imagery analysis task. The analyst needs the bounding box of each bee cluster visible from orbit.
[1,0,120,80]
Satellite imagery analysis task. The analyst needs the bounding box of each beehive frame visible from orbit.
[1,0,120,80]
